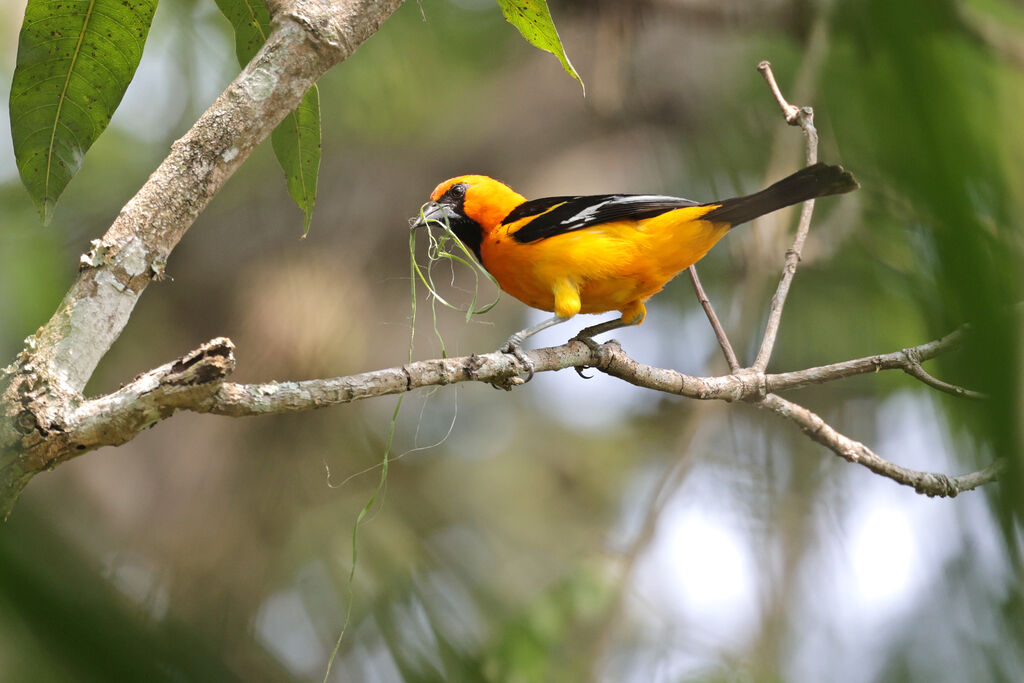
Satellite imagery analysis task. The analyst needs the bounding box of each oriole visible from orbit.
[412,163,857,377]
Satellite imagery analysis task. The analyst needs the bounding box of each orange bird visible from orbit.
[413,163,857,376]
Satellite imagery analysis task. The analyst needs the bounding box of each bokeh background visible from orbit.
[2,0,1023,680]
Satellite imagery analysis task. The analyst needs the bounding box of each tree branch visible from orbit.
[0,0,404,517]
[763,326,972,393]
[901,353,987,399]
[761,394,1004,497]
[57,324,996,499]
[688,265,741,372]
[67,339,236,451]
[26,0,401,397]
[752,60,819,372]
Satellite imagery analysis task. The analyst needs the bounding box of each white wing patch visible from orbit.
[561,195,685,226]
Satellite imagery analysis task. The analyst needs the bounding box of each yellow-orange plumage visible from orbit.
[417,164,857,374]
[489,204,730,319]
[429,175,733,326]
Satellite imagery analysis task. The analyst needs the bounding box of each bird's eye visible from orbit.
[450,184,467,199]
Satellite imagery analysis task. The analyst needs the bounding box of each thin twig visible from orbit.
[902,360,987,400]
[757,60,802,125]
[752,61,819,372]
[746,13,828,271]
[688,265,741,372]
[763,325,972,393]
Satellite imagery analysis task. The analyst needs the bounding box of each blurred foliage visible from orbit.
[826,0,1023,515]
[1,0,1023,681]
[0,501,246,681]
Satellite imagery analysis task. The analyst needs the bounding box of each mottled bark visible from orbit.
[0,0,404,518]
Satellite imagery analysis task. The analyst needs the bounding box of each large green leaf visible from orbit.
[495,0,583,93]
[9,0,159,223]
[213,0,322,233]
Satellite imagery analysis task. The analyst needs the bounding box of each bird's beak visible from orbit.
[410,201,460,229]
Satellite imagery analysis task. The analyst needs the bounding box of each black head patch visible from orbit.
[436,183,484,262]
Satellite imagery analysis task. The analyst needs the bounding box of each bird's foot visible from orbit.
[498,333,535,384]
[572,334,602,353]
[571,334,604,379]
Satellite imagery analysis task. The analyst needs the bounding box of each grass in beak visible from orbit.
[323,204,500,681]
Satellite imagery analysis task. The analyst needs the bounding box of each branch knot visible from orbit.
[735,369,768,402]
[167,338,236,386]
[916,473,958,498]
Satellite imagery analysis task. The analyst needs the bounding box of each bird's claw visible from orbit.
[499,338,535,383]
[572,335,602,354]
[571,334,603,379]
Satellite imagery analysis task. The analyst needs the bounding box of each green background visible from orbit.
[1,0,1022,680]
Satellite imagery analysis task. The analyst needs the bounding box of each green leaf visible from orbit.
[213,0,322,233]
[211,0,270,65]
[495,0,584,93]
[9,0,159,223]
[270,85,321,236]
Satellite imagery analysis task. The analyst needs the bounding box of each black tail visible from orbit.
[701,163,858,226]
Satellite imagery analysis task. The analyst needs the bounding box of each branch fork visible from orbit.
[0,0,405,517]
[681,61,1000,497]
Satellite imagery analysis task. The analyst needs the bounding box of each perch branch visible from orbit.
[63,324,995,498]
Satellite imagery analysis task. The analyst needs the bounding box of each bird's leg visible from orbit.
[569,316,634,379]
[500,315,570,382]
[572,318,632,351]
[572,302,646,353]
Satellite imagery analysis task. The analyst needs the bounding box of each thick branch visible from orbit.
[68,339,236,451]
[27,0,403,397]
[0,0,404,517]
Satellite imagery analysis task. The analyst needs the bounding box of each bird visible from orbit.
[412,162,858,379]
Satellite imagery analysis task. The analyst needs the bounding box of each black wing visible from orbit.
[504,193,699,243]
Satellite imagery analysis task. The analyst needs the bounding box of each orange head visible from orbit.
[414,175,526,260]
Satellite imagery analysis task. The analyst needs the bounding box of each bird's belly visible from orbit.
[577,277,663,314]
[481,217,729,315]
[484,247,670,315]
